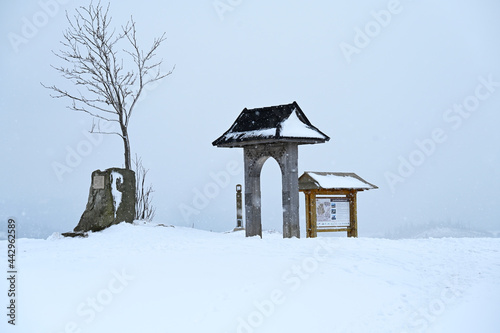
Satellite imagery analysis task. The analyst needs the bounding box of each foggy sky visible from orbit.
[1,0,500,239]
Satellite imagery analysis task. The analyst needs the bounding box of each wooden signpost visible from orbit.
[299,172,377,238]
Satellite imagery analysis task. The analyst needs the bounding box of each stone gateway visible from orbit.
[213,102,329,238]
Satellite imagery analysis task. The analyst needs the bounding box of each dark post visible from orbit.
[234,184,244,231]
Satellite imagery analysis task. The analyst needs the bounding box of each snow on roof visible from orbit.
[222,128,276,141]
[280,108,327,139]
[213,101,329,147]
[299,172,378,191]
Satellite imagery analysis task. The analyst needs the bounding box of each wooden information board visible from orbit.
[299,172,378,238]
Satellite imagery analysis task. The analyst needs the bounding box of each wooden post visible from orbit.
[305,191,311,238]
[348,190,358,237]
[311,192,318,238]
[304,191,318,238]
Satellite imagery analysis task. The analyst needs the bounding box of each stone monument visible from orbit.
[66,168,136,235]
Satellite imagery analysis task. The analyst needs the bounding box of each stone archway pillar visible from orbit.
[280,143,299,238]
[243,146,263,237]
[243,143,300,238]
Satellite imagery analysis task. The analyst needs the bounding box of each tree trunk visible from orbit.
[122,126,131,170]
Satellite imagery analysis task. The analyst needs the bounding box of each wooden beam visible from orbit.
[299,189,355,196]
[317,228,350,233]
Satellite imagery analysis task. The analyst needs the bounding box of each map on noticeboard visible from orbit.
[316,197,350,227]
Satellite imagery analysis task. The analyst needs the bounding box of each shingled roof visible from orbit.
[212,101,330,147]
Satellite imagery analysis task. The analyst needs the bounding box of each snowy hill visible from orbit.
[383,223,497,240]
[2,222,499,333]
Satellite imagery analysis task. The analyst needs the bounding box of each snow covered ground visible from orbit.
[1,222,499,333]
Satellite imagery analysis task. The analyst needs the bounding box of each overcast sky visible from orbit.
[1,0,499,239]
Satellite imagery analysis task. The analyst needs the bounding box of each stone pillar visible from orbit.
[243,146,266,238]
[73,168,136,233]
[280,143,300,238]
[243,143,300,238]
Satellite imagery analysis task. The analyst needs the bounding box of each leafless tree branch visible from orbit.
[42,1,173,170]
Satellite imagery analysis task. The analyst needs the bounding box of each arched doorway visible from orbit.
[243,143,300,238]
[260,156,284,233]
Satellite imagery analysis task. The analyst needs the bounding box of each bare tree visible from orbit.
[43,1,173,169]
[133,155,156,222]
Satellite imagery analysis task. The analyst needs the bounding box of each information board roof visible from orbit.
[299,172,378,191]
